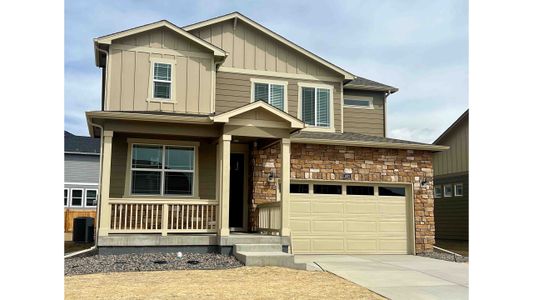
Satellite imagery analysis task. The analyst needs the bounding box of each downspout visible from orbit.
[383,90,391,137]
[94,45,109,111]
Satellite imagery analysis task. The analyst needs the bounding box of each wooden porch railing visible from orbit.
[108,198,218,234]
[256,202,281,235]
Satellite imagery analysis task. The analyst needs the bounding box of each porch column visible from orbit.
[280,138,291,236]
[97,130,113,236]
[217,134,232,236]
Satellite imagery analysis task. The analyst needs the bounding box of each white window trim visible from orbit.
[297,82,335,132]
[454,183,463,197]
[64,188,69,207]
[85,189,99,207]
[443,184,453,198]
[70,188,84,207]
[434,185,442,198]
[147,57,177,103]
[250,78,289,112]
[344,96,374,109]
[125,139,200,198]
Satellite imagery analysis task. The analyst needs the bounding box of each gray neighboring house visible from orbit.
[64,131,100,210]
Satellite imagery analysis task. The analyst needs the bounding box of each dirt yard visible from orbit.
[64,266,384,300]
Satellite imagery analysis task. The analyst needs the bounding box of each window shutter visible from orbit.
[270,84,284,110]
[254,83,269,103]
[302,87,315,125]
[317,88,330,127]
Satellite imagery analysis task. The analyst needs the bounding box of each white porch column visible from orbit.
[98,130,113,236]
[280,138,291,236]
[217,134,232,236]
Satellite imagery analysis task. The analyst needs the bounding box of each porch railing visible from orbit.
[108,198,218,234]
[256,202,281,235]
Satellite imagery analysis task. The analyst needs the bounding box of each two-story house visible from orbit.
[86,12,447,256]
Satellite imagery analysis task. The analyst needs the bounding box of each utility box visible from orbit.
[72,217,94,243]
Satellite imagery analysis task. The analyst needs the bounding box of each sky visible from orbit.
[65,0,468,143]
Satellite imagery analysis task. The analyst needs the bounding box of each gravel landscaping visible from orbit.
[65,252,243,276]
[418,251,469,263]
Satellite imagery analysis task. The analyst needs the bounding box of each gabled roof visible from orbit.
[212,101,305,129]
[344,76,399,93]
[94,20,227,65]
[183,12,355,81]
[433,109,469,145]
[64,131,100,154]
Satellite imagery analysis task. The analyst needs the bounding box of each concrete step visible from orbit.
[233,244,307,270]
[233,244,282,253]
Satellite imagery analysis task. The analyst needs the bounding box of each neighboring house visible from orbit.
[64,131,100,233]
[86,12,447,255]
[432,110,469,240]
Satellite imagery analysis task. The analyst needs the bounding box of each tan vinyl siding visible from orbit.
[216,72,342,132]
[190,20,340,78]
[433,116,469,176]
[108,133,216,199]
[106,28,215,114]
[342,90,385,137]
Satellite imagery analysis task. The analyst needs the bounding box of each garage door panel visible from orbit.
[311,202,343,214]
[292,239,311,252]
[346,239,378,252]
[345,202,378,214]
[378,239,408,253]
[312,238,344,252]
[311,220,344,232]
[290,219,311,233]
[346,221,378,232]
[379,202,406,215]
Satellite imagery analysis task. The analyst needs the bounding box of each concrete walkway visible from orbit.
[294,254,468,300]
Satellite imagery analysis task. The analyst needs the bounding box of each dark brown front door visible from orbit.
[229,153,245,230]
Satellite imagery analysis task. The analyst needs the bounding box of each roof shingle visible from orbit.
[64,131,100,154]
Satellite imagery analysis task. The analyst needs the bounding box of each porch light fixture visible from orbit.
[268,171,276,183]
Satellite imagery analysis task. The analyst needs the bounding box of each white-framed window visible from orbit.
[434,185,442,198]
[250,78,288,112]
[298,83,334,129]
[64,188,69,207]
[130,144,196,196]
[85,189,98,207]
[443,184,453,198]
[153,62,172,99]
[344,97,374,109]
[454,183,463,197]
[71,189,84,207]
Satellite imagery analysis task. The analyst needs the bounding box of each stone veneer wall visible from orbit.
[250,142,435,253]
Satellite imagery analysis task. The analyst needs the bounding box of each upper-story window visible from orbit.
[153,63,172,99]
[344,97,374,109]
[251,78,288,111]
[299,84,333,129]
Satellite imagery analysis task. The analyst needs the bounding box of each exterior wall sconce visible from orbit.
[268,171,276,183]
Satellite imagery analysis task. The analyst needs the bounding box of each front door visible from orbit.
[229,153,245,230]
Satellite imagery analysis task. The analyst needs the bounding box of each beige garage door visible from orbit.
[290,183,411,254]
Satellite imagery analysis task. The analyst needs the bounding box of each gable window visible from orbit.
[153,63,172,99]
[434,185,442,198]
[300,84,332,128]
[130,144,196,196]
[444,184,453,197]
[85,189,98,207]
[71,189,83,207]
[64,188,69,207]
[344,98,373,109]
[251,79,288,111]
[454,183,463,197]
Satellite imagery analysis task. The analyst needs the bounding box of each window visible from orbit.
[454,183,463,197]
[130,144,195,196]
[378,187,406,196]
[71,189,83,207]
[434,185,442,198]
[444,184,453,197]
[153,63,172,99]
[301,86,331,128]
[252,80,286,111]
[290,184,309,193]
[85,189,98,207]
[347,185,374,196]
[344,98,373,109]
[313,184,342,194]
[64,189,69,207]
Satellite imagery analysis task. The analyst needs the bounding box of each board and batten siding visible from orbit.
[106,27,215,114]
[433,115,469,176]
[108,133,216,200]
[64,154,100,183]
[216,72,342,132]
[343,90,385,136]
[189,20,341,78]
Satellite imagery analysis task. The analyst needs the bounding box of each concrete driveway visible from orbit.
[294,254,468,300]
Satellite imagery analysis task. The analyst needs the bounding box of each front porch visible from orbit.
[87,102,304,252]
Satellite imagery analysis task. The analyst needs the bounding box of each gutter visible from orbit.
[291,137,449,152]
